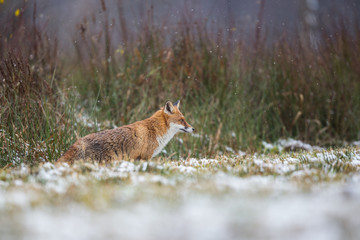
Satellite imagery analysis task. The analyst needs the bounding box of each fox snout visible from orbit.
[180,119,195,133]
[180,125,195,133]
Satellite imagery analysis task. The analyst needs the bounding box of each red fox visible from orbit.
[57,100,194,164]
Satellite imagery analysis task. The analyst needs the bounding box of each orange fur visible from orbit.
[57,101,194,164]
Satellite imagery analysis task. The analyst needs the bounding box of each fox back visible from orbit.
[57,100,194,164]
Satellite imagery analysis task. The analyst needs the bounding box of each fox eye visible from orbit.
[180,119,185,124]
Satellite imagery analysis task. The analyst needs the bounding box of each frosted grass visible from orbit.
[0,147,359,240]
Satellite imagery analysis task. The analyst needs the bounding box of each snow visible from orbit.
[4,178,360,240]
[285,157,300,163]
[225,146,235,153]
[1,148,360,240]
[351,160,360,167]
[253,157,297,174]
[262,141,275,150]
[262,138,323,152]
[180,158,220,167]
[237,150,246,157]
[174,165,196,173]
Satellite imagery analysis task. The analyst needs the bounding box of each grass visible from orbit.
[1,147,360,204]
[0,147,359,239]
[1,1,360,166]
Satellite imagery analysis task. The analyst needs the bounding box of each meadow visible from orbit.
[1,147,360,239]
[1,1,360,239]
[1,1,360,167]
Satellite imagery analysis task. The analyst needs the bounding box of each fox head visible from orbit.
[163,100,195,134]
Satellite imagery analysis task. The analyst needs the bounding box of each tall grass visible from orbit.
[1,1,360,166]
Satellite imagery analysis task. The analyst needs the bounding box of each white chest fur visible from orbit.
[152,123,182,157]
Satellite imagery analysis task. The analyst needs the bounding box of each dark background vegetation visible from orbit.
[1,0,360,166]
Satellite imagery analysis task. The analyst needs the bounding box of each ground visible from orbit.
[1,147,360,240]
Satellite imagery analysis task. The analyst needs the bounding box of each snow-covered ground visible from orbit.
[1,147,360,240]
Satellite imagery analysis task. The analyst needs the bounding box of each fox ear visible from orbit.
[164,101,175,115]
[173,99,180,109]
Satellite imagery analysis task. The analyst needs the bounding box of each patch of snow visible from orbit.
[182,158,220,167]
[307,156,320,162]
[316,152,337,162]
[237,150,246,157]
[14,179,23,186]
[262,141,274,150]
[116,161,136,172]
[185,158,200,167]
[291,169,318,178]
[225,146,235,153]
[278,138,313,151]
[253,157,296,174]
[198,158,219,165]
[141,162,148,172]
[0,181,9,188]
[215,172,293,192]
[285,157,300,163]
[20,163,29,175]
[263,138,323,152]
[175,166,196,174]
[275,163,296,174]
[350,160,360,167]
[6,190,30,208]
[150,175,175,186]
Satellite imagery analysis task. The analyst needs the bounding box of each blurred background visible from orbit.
[1,0,360,165]
[1,0,359,48]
